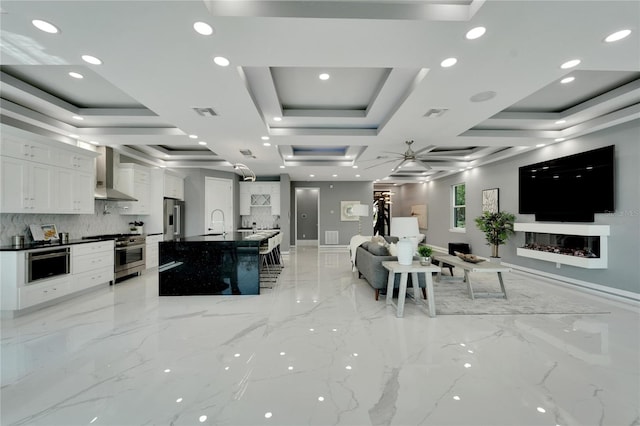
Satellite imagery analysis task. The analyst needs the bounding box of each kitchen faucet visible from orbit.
[209,209,226,235]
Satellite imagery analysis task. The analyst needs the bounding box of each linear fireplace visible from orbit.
[514,223,609,269]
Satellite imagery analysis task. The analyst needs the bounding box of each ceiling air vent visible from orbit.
[240,149,256,159]
[424,108,449,118]
[192,107,217,117]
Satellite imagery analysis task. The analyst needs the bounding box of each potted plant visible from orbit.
[474,211,516,258]
[417,245,433,265]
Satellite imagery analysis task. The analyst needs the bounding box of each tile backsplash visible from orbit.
[240,206,280,229]
[0,201,138,245]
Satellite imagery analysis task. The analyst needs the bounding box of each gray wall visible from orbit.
[400,120,639,294]
[290,181,374,245]
[182,169,239,238]
[279,175,291,252]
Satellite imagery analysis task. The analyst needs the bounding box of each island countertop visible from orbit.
[169,231,277,244]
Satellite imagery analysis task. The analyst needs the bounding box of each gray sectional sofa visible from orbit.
[354,238,426,300]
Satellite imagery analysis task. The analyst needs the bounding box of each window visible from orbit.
[452,183,466,230]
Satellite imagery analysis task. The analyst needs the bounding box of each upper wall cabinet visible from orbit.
[117,164,150,215]
[239,181,281,215]
[0,135,97,214]
[164,172,184,200]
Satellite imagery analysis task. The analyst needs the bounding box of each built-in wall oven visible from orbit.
[27,247,71,283]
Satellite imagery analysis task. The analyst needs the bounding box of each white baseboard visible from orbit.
[296,240,318,246]
[320,245,348,250]
[502,261,640,306]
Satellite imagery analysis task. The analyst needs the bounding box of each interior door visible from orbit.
[295,187,319,246]
[204,177,234,234]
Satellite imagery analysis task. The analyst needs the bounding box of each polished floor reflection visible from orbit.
[1,247,639,426]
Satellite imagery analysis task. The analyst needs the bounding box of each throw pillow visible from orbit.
[384,236,399,244]
[367,243,389,256]
[371,235,386,246]
[388,242,398,256]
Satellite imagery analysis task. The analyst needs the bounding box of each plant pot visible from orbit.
[489,256,502,264]
[420,256,431,266]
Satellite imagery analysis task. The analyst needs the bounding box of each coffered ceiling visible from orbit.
[1,0,638,183]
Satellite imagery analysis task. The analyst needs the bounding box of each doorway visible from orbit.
[204,177,234,234]
[295,187,319,247]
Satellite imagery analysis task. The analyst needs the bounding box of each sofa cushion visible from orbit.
[367,243,389,256]
[360,241,370,251]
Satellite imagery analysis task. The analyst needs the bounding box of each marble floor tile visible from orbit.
[1,246,639,426]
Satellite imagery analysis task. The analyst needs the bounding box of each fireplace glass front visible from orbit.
[523,232,600,258]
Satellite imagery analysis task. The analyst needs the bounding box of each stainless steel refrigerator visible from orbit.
[163,198,185,240]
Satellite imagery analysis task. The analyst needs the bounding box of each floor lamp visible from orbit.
[351,204,370,235]
[391,217,419,265]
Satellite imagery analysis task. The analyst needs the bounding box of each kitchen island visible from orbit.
[158,231,277,296]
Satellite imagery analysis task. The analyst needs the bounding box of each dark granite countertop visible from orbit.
[0,238,103,252]
[163,231,278,245]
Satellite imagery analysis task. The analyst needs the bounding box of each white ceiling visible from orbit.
[1,0,638,183]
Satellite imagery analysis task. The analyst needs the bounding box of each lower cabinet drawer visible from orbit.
[74,251,114,274]
[19,278,71,309]
[73,266,114,292]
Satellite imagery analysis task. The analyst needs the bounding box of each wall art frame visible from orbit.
[482,188,499,213]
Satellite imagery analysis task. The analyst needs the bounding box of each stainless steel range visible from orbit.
[84,234,146,280]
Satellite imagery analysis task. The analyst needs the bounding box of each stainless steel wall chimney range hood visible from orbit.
[94,146,138,201]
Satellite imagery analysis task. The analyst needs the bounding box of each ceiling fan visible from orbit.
[365,140,437,172]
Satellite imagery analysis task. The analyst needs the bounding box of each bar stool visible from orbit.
[259,236,277,288]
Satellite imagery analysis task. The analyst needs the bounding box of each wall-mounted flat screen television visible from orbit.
[519,145,614,222]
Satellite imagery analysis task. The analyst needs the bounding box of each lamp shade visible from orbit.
[351,204,369,217]
[391,217,420,265]
[390,217,419,239]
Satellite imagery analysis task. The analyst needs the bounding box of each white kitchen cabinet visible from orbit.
[0,241,113,313]
[1,136,51,164]
[145,234,163,269]
[72,240,114,291]
[164,172,184,200]
[0,156,53,213]
[117,164,151,215]
[0,134,97,214]
[53,168,94,214]
[270,182,281,215]
[239,182,251,215]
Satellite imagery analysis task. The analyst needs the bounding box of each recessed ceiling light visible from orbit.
[352,165,358,169]
[560,76,575,84]
[68,72,83,79]
[261,136,270,141]
[69,134,78,138]
[319,73,330,80]
[81,55,102,65]
[32,19,59,34]
[555,120,566,124]
[263,142,271,147]
[279,165,285,169]
[465,26,486,40]
[440,57,458,68]
[604,29,631,43]
[355,174,361,177]
[560,59,581,69]
[72,115,83,120]
[536,144,546,147]
[555,138,566,142]
[309,174,315,177]
[332,174,337,177]
[213,56,230,67]
[273,117,282,122]
[198,141,207,145]
[88,140,99,145]
[165,154,171,158]
[193,21,214,36]
[189,134,198,139]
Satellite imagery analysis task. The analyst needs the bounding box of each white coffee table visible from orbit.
[381,261,440,318]
[432,254,511,300]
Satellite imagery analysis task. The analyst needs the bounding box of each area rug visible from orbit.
[431,273,610,315]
